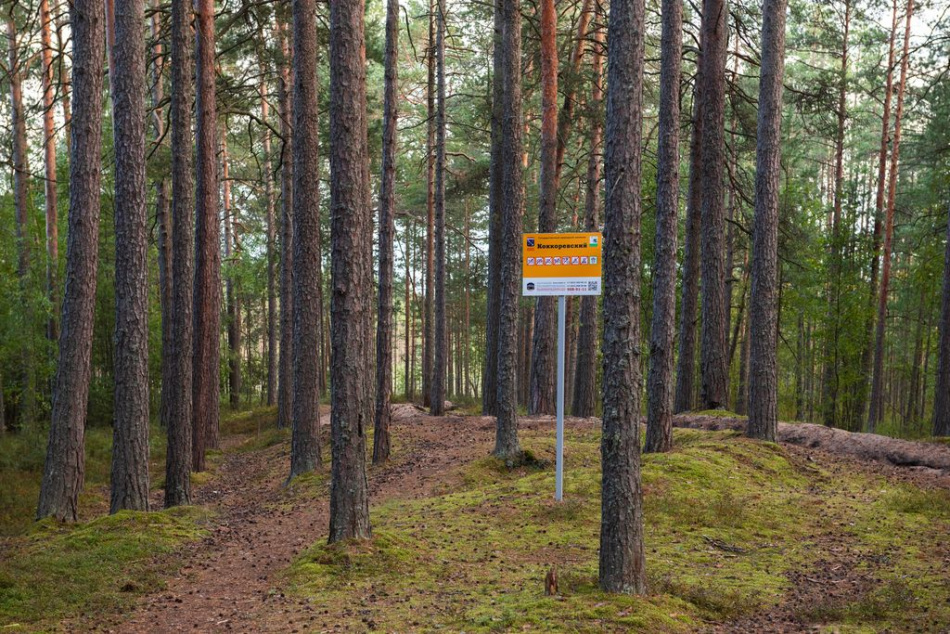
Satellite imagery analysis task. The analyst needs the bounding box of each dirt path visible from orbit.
[92,409,497,633]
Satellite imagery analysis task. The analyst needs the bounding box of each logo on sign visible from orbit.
[589,236,599,247]
[527,237,536,248]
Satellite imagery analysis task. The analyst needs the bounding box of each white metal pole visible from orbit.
[556,295,566,501]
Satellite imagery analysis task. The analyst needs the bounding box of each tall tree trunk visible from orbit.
[430,0,448,416]
[110,0,150,512]
[54,0,71,155]
[572,13,604,418]
[262,71,277,406]
[493,0,524,462]
[6,9,36,429]
[868,0,913,433]
[152,2,172,431]
[553,0,593,186]
[374,0,399,464]
[423,0,436,408]
[600,0,647,594]
[405,223,413,400]
[644,0,682,454]
[163,0,195,508]
[222,137,242,409]
[698,0,729,410]
[40,0,60,343]
[277,29,294,430]
[482,0,505,416]
[528,0,559,416]
[328,0,372,542]
[934,206,950,436]
[289,0,323,479]
[856,0,899,430]
[746,0,788,441]
[192,0,221,469]
[37,0,105,521]
[822,0,850,428]
[674,14,705,414]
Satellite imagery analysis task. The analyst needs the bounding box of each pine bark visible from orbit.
[644,0,682,454]
[527,0,559,416]
[374,0,399,464]
[37,0,105,521]
[430,0,447,416]
[423,0,436,407]
[571,14,604,418]
[277,29,294,430]
[163,0,195,508]
[493,0,524,462]
[110,0,151,512]
[698,0,729,410]
[600,0,647,594]
[192,0,221,469]
[289,0,323,479]
[746,0,788,441]
[482,0,505,415]
[868,0,913,433]
[223,138,242,409]
[328,0,372,542]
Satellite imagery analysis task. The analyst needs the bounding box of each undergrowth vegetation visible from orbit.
[286,425,950,632]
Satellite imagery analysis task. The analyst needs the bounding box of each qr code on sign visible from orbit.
[588,281,598,291]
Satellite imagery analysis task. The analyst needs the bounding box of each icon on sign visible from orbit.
[527,282,536,290]
[537,258,544,266]
[571,256,579,265]
[590,256,598,265]
[562,258,570,266]
[527,257,535,266]
[581,256,589,264]
[589,236,599,246]
[553,257,561,265]
[527,237,536,248]
[545,257,553,265]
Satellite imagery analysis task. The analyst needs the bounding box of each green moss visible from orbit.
[0,506,213,629]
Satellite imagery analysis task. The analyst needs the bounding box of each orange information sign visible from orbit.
[522,232,602,296]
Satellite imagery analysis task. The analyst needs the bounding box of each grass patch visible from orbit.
[284,428,818,632]
[0,506,213,629]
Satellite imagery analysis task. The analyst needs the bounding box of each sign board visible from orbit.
[522,232,603,296]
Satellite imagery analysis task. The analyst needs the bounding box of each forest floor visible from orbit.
[1,405,949,633]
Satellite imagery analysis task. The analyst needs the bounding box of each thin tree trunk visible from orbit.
[222,137,242,409]
[736,316,749,415]
[431,0,448,416]
[746,0,788,441]
[698,0,729,410]
[289,0,323,479]
[482,0,505,416]
[822,0,850,427]
[600,0,647,594]
[40,0,59,342]
[493,0,524,462]
[553,0,593,187]
[163,0,195,508]
[674,18,705,414]
[423,0,436,408]
[192,0,221,469]
[868,0,913,433]
[644,0,682,454]
[374,0,399,464]
[857,0,899,429]
[328,0,372,542]
[572,13,604,418]
[37,0,105,521]
[277,28,294,430]
[54,0,71,155]
[262,72,277,407]
[528,0,559,416]
[110,0,150,512]
[405,224,412,400]
[6,9,36,429]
